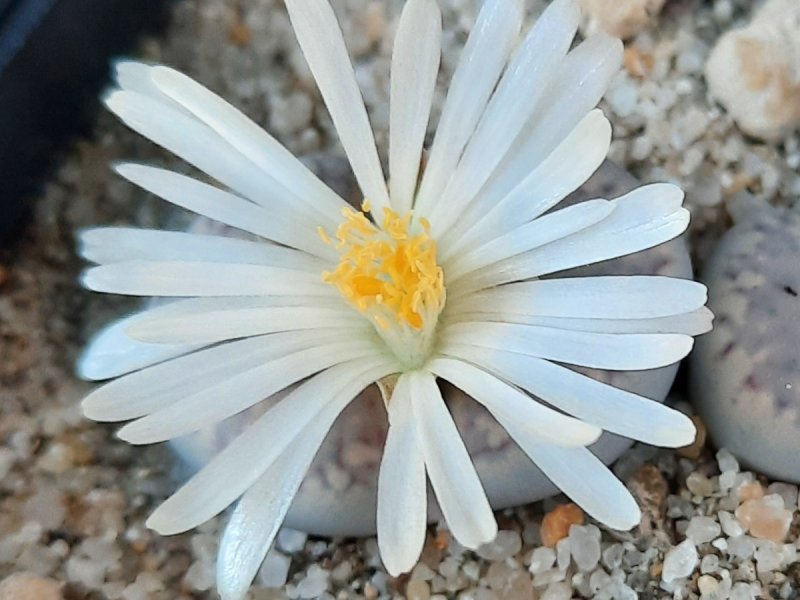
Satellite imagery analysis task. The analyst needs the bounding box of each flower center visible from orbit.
[321,201,446,369]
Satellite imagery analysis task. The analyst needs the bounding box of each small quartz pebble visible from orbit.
[0,572,61,600]
[476,530,521,561]
[686,472,714,498]
[277,528,308,553]
[698,574,719,597]
[295,565,330,599]
[541,581,572,600]
[578,0,665,39]
[686,516,722,545]
[661,539,699,582]
[257,550,292,588]
[705,0,800,140]
[717,449,740,474]
[735,495,794,542]
[541,504,585,548]
[719,511,745,537]
[692,207,800,483]
[405,579,430,600]
[568,525,602,572]
[766,482,798,509]
[727,535,755,559]
[528,546,557,575]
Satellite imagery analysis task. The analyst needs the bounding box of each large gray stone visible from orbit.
[691,204,800,482]
[171,159,693,536]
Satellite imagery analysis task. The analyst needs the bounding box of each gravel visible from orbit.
[1,0,799,598]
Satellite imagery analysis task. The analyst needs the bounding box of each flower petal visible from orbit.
[377,374,427,576]
[428,0,580,237]
[148,64,347,224]
[449,184,689,297]
[128,304,364,345]
[441,109,611,260]
[114,60,165,99]
[492,423,641,530]
[146,358,396,535]
[428,358,600,447]
[443,199,614,282]
[77,313,202,381]
[104,91,326,226]
[79,227,326,270]
[447,276,708,320]
[408,371,496,549]
[217,422,333,600]
[82,261,330,297]
[441,321,694,371]
[82,329,349,422]
[118,339,379,443]
[284,0,390,218]
[480,32,623,207]
[114,163,331,258]
[389,0,441,213]
[448,309,714,337]
[442,345,697,447]
[414,0,524,215]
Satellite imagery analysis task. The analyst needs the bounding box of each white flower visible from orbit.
[78,0,711,597]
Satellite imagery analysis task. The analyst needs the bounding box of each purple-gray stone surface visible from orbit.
[691,205,800,482]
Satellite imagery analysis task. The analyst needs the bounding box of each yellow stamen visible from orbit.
[323,205,445,331]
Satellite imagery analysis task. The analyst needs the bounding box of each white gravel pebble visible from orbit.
[728,536,756,560]
[540,581,572,600]
[717,449,740,473]
[662,540,699,583]
[476,530,522,561]
[568,525,602,572]
[257,550,292,588]
[277,528,308,553]
[528,546,556,575]
[719,511,745,537]
[687,516,722,545]
[295,564,329,599]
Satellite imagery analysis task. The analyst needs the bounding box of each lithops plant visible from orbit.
[170,158,697,537]
[691,200,800,482]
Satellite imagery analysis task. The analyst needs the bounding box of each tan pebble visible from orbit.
[579,0,666,39]
[737,482,764,503]
[363,2,387,44]
[705,0,800,140]
[37,435,92,474]
[418,534,443,569]
[723,173,755,196]
[433,530,449,551]
[364,582,378,600]
[628,463,668,533]
[406,579,431,600]
[0,572,62,600]
[229,19,251,47]
[541,503,584,548]
[677,415,707,459]
[624,46,654,78]
[735,495,793,542]
[650,561,663,578]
